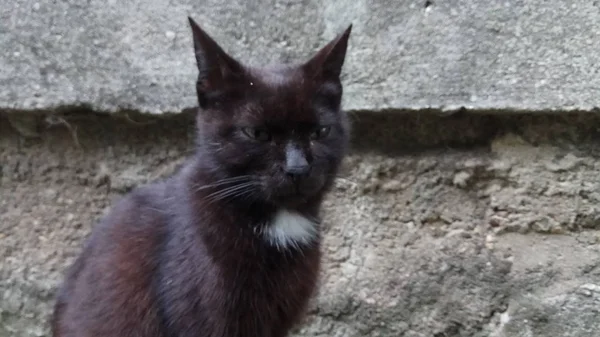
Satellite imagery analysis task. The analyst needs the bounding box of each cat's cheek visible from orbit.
[310,141,341,163]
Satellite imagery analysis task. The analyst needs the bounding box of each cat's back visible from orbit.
[52,179,174,337]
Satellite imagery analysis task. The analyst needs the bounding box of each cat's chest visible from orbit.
[217,237,321,337]
[258,209,319,250]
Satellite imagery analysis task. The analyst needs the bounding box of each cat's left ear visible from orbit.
[303,25,352,80]
[188,17,244,105]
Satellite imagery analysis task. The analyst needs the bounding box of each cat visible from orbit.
[51,16,352,337]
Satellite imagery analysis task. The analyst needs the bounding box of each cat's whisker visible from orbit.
[327,173,359,187]
[207,175,253,184]
[233,188,258,204]
[194,175,254,191]
[204,182,259,204]
[209,187,255,202]
[334,176,358,185]
[205,190,256,205]
[240,189,258,202]
[206,181,256,196]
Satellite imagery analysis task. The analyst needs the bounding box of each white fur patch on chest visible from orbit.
[262,210,318,250]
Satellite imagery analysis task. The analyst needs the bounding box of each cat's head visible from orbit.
[188,17,351,208]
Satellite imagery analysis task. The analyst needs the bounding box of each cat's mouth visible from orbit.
[264,176,324,207]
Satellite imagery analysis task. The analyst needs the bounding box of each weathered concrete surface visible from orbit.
[3,0,600,113]
[2,112,600,336]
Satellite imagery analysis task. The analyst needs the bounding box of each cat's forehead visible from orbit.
[239,65,324,123]
[245,65,305,91]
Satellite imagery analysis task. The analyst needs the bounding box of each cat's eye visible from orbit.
[241,127,271,142]
[310,126,331,140]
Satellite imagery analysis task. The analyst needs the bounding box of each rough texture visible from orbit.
[2,112,600,336]
[4,0,600,113]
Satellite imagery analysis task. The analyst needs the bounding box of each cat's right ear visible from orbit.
[188,17,243,105]
[303,25,352,81]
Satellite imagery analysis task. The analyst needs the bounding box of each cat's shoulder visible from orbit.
[92,179,173,238]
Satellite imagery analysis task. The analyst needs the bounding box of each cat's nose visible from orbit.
[284,143,310,180]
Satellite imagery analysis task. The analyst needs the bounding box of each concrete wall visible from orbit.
[4,0,600,113]
[3,1,600,337]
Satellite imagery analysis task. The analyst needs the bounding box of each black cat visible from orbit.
[52,17,352,337]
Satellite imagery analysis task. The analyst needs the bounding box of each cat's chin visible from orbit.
[267,192,316,209]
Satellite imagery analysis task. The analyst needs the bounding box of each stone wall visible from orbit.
[3,0,600,336]
[3,112,600,337]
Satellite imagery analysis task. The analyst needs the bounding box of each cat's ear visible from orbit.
[303,25,352,80]
[188,17,243,99]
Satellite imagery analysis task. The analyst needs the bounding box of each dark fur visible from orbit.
[52,17,351,337]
